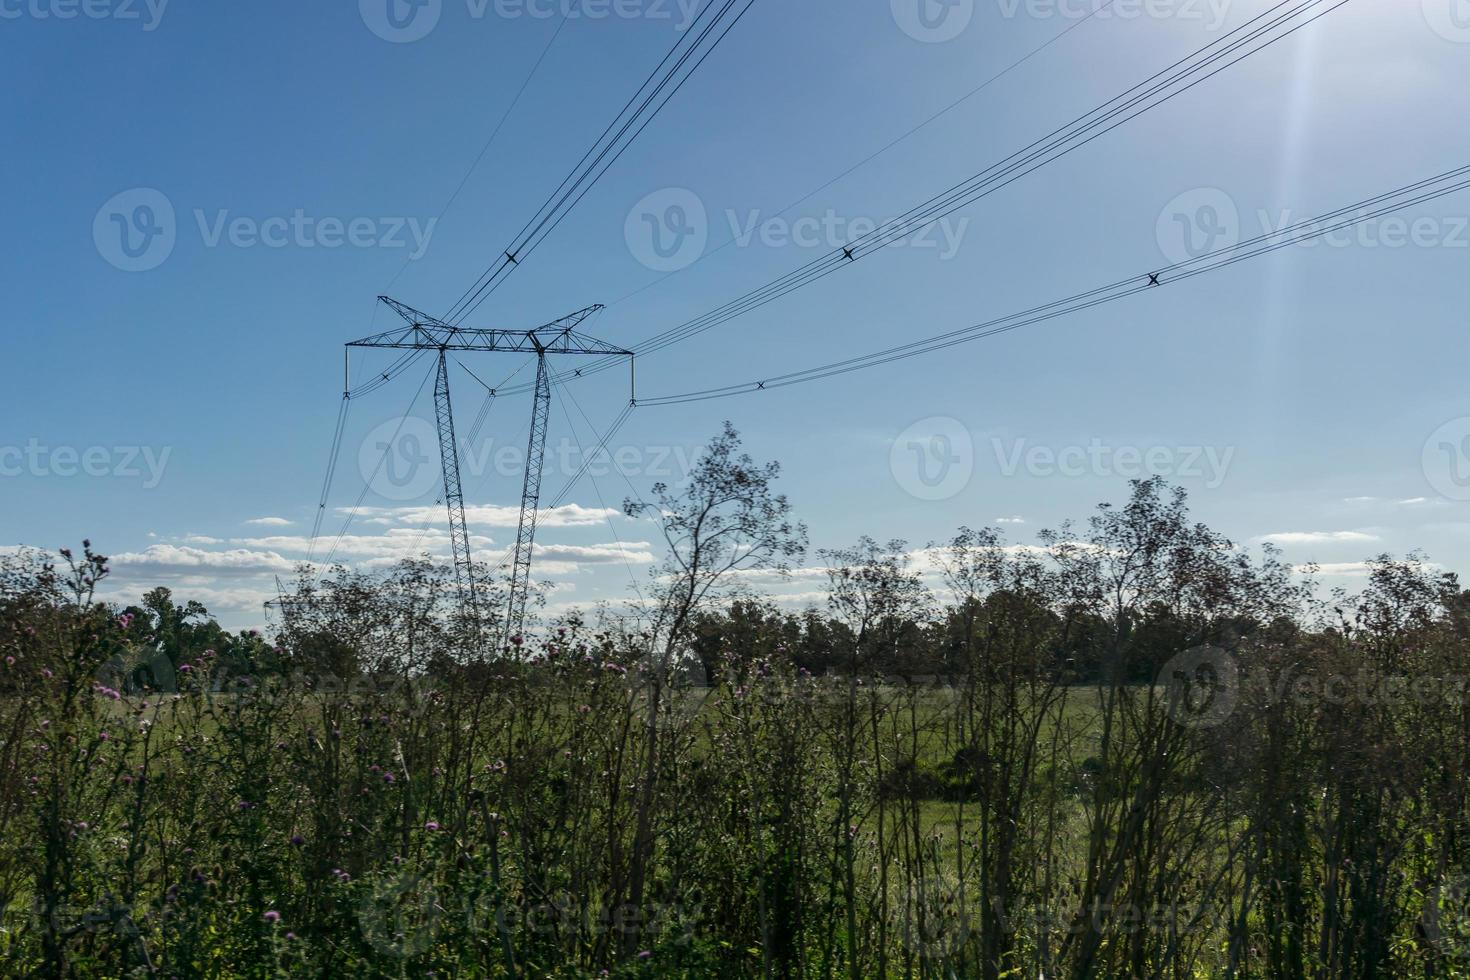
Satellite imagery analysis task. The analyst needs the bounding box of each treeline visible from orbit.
[3,425,1470,977]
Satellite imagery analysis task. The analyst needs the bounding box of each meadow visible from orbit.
[4,434,1470,978]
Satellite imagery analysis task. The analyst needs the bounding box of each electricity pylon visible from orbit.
[348,296,633,642]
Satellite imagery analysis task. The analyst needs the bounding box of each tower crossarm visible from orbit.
[340,295,636,645]
[348,298,629,356]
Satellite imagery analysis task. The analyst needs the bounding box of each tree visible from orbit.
[619,421,807,953]
[625,421,807,671]
[820,537,931,676]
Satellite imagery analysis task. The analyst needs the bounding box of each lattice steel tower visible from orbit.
[348,297,633,642]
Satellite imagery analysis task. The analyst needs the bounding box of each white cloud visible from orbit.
[1259,531,1380,545]
[1297,562,1375,577]
[767,590,831,609]
[103,582,280,613]
[1341,495,1440,509]
[245,517,294,527]
[533,543,656,566]
[996,516,1026,525]
[728,566,831,585]
[339,503,617,529]
[231,527,495,559]
[110,545,299,577]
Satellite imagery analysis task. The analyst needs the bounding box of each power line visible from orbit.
[443,0,760,324]
[630,163,1470,405]
[323,358,439,565]
[381,6,576,295]
[306,395,351,561]
[549,403,636,509]
[511,0,1351,393]
[555,390,648,605]
[596,0,1121,315]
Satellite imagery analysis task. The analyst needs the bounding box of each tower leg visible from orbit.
[433,350,476,611]
[507,352,551,643]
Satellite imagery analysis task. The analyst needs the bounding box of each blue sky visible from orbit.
[4,0,1470,628]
